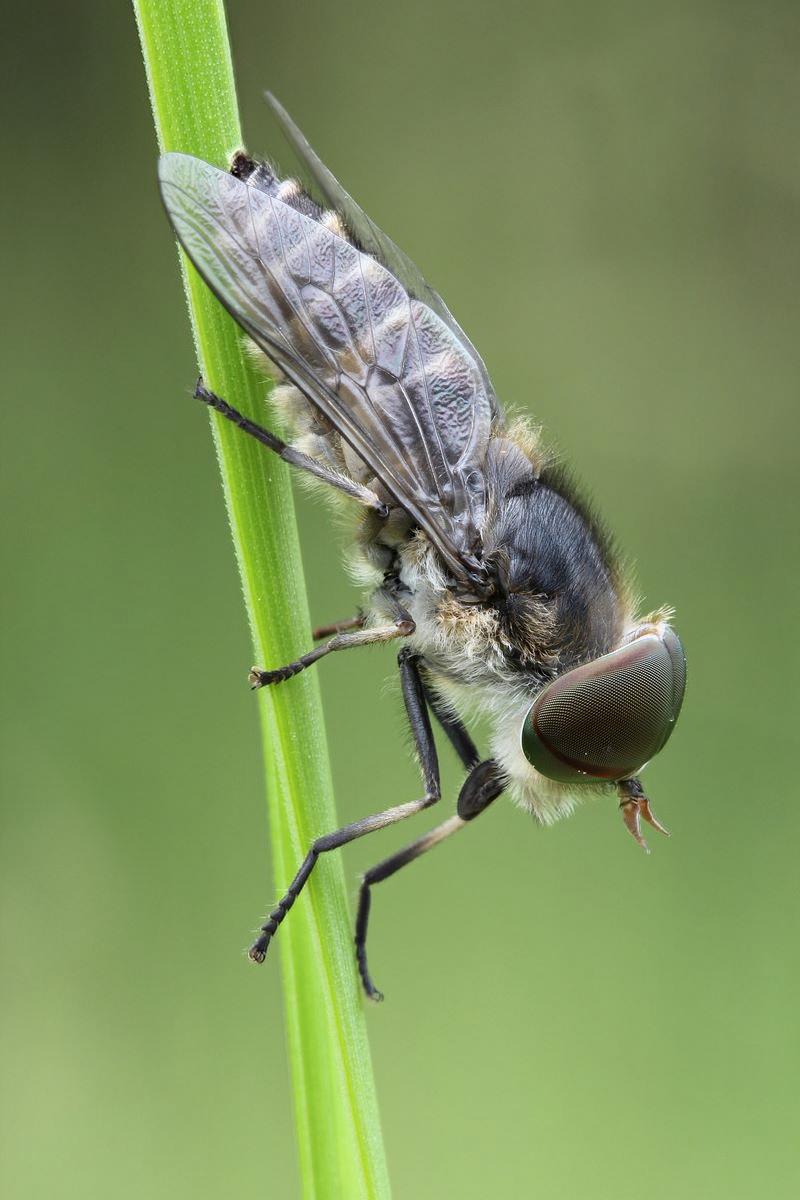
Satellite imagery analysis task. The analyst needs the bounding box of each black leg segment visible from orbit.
[397,647,440,796]
[456,758,506,821]
[418,670,480,770]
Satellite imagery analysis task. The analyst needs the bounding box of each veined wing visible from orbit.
[264,92,501,421]
[159,152,493,590]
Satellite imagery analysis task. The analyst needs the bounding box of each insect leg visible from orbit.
[311,612,365,640]
[248,646,441,964]
[249,617,413,688]
[253,587,414,685]
[418,669,480,770]
[310,580,414,642]
[194,379,389,516]
[356,816,465,1000]
[355,759,505,1000]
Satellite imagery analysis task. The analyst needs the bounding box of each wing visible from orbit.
[264,92,501,421]
[159,152,494,591]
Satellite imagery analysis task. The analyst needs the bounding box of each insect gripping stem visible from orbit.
[133,3,391,1197]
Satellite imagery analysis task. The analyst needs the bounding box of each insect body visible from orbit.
[159,95,686,999]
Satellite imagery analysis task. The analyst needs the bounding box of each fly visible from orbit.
[158,94,687,1000]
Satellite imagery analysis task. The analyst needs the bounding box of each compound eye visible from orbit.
[521,627,686,783]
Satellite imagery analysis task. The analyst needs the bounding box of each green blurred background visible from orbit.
[2,2,798,1197]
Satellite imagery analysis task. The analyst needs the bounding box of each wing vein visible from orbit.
[159,152,495,591]
[408,307,453,502]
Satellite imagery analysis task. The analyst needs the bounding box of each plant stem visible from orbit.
[132,3,391,1195]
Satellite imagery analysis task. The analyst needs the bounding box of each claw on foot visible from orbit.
[618,777,670,853]
[249,666,286,689]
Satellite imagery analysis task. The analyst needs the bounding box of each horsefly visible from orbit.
[158,95,686,1000]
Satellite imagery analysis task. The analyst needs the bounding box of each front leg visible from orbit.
[355,758,505,1000]
[248,645,441,963]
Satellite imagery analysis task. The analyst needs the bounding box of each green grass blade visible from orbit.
[132,3,391,1195]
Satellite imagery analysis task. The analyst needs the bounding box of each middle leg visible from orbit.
[249,618,412,688]
[355,758,506,999]
[252,588,413,687]
[311,613,365,640]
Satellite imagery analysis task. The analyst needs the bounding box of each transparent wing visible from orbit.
[264,93,501,421]
[159,152,492,589]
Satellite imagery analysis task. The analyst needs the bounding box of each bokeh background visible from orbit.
[2,2,799,1197]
